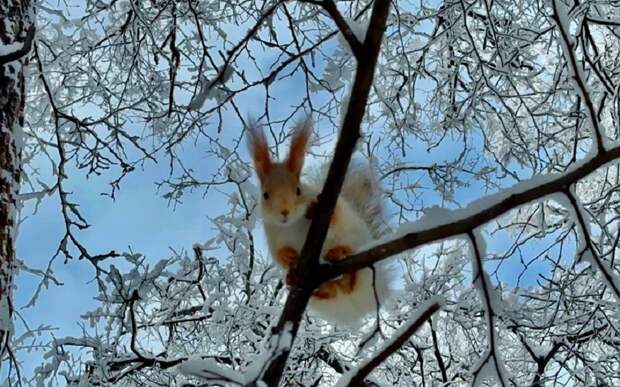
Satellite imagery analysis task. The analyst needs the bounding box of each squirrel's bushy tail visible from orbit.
[306,158,395,325]
[307,158,388,238]
[340,158,388,239]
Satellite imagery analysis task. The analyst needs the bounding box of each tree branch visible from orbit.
[0,24,34,65]
[341,300,442,386]
[562,188,620,299]
[468,231,510,386]
[321,144,620,280]
[304,0,364,59]
[255,0,393,385]
[551,0,605,153]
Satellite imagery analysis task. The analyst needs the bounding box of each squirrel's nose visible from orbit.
[281,209,289,217]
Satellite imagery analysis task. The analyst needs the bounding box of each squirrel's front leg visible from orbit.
[313,272,358,299]
[324,245,352,262]
[276,246,300,285]
[318,245,357,295]
[276,246,298,268]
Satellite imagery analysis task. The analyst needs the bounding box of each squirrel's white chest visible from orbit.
[262,204,372,267]
[264,220,310,258]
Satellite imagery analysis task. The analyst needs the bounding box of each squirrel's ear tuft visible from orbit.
[286,117,312,177]
[246,120,271,181]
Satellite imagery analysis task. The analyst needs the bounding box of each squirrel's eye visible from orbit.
[296,187,301,196]
[263,192,269,200]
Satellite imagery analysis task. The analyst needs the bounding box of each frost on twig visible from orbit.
[335,298,442,386]
[188,65,234,110]
[178,357,246,386]
[468,231,513,387]
[244,321,295,386]
[551,0,607,152]
[560,188,620,301]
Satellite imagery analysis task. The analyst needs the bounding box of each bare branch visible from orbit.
[551,0,605,153]
[323,145,620,280]
[341,300,442,386]
[303,0,365,59]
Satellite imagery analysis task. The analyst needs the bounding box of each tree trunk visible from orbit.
[0,0,33,361]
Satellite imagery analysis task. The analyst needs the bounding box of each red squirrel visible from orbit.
[247,118,391,324]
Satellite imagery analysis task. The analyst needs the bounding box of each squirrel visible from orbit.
[247,118,391,325]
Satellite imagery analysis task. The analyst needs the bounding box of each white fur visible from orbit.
[308,159,388,238]
[262,178,393,326]
[309,263,392,326]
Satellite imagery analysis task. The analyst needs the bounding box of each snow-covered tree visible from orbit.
[3,0,620,385]
[1,0,34,364]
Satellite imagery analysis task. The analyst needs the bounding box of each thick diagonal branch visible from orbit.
[321,144,620,280]
[303,0,364,59]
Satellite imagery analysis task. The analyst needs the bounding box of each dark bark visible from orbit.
[345,302,441,386]
[0,0,33,362]
[322,142,620,280]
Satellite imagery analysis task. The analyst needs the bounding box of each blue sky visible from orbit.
[13,142,218,377]
[9,121,559,380]
[4,1,566,381]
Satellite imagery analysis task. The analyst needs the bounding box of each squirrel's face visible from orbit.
[260,164,307,225]
[247,118,312,225]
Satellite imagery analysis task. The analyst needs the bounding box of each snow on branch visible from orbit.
[551,0,606,152]
[179,358,246,386]
[0,24,35,65]
[301,0,365,59]
[187,64,234,110]
[187,0,283,111]
[335,298,443,387]
[468,231,513,387]
[561,188,620,300]
[322,144,620,280]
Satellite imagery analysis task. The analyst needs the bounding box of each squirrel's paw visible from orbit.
[313,280,339,299]
[276,246,299,268]
[277,246,300,286]
[324,245,352,262]
[305,199,317,220]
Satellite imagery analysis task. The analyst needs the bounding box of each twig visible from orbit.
[343,301,441,386]
[0,24,35,65]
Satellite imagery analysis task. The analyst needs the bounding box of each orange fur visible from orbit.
[286,119,312,176]
[312,245,356,299]
[276,246,298,269]
[324,245,352,262]
[337,272,358,294]
[313,280,339,299]
[312,273,358,299]
[246,122,271,180]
